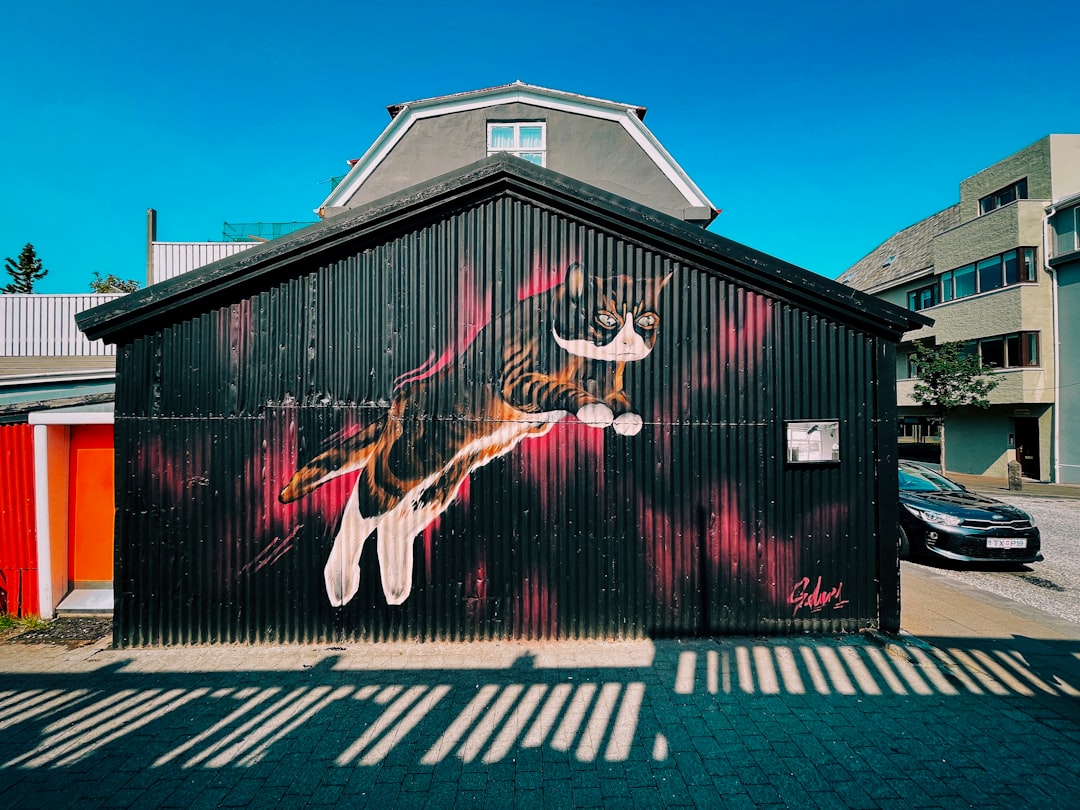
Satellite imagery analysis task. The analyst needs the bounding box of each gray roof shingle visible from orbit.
[838,204,961,292]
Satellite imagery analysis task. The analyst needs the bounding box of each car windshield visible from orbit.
[899,465,965,493]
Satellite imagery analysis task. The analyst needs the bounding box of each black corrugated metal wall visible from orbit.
[113,197,890,645]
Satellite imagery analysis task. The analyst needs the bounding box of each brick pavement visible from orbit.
[2,579,1079,808]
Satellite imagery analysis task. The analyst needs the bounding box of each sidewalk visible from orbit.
[1,574,1079,808]
[932,470,1080,499]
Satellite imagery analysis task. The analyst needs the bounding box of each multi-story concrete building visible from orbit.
[840,135,1080,482]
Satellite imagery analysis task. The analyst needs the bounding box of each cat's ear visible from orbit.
[565,263,585,301]
[647,271,674,302]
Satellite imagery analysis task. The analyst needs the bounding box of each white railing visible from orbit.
[151,241,255,284]
[1,294,123,357]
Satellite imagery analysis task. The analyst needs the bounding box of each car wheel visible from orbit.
[898,525,910,560]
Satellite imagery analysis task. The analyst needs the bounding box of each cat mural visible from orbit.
[280,263,672,607]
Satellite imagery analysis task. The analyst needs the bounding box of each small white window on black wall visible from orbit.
[488,122,546,166]
[786,420,841,464]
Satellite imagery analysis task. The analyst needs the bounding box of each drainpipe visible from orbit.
[1043,206,1061,483]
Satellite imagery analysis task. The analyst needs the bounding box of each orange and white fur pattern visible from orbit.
[279,263,671,606]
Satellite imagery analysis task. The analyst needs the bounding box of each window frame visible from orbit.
[1053,205,1080,257]
[939,247,1038,303]
[974,330,1040,369]
[785,420,841,464]
[487,121,547,167]
[979,177,1029,215]
[907,283,938,312]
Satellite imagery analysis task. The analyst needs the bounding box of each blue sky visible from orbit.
[2,0,1076,294]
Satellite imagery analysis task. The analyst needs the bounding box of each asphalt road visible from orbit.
[907,493,1080,625]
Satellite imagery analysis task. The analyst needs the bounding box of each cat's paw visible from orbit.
[576,402,614,429]
[613,412,643,436]
[325,559,361,607]
[378,533,415,605]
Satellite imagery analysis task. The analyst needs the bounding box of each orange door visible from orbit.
[69,425,115,584]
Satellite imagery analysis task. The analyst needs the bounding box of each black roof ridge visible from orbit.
[78,154,928,344]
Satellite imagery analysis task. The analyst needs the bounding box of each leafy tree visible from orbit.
[90,272,141,293]
[910,340,999,472]
[3,243,48,293]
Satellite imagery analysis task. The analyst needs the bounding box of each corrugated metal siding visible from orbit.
[150,242,256,284]
[1,294,121,357]
[0,424,39,616]
[114,197,890,645]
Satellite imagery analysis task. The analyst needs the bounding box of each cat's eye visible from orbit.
[636,313,657,329]
[596,313,619,329]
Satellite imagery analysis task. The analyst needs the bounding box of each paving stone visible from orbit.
[512,787,544,809]
[1,634,1079,809]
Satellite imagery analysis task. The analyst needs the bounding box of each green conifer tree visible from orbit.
[3,243,48,293]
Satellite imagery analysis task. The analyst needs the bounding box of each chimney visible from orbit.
[146,208,158,285]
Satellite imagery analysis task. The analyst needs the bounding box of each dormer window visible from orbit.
[979,178,1028,215]
[487,122,546,166]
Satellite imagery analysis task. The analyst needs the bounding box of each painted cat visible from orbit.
[279,262,672,607]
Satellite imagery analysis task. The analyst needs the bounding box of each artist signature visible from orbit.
[790,576,850,616]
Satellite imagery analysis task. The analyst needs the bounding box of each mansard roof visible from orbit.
[318,82,713,217]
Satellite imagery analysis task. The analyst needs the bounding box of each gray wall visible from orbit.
[1057,261,1080,482]
[944,406,1051,479]
[339,103,704,222]
[959,138,1052,219]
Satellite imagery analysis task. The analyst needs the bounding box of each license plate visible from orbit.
[987,537,1027,549]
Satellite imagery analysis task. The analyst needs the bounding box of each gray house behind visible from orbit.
[318,82,717,226]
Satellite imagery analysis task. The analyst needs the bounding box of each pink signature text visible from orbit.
[790,576,850,616]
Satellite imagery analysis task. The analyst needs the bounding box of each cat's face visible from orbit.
[552,264,671,362]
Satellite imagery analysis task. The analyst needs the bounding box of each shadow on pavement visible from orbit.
[1,636,1079,807]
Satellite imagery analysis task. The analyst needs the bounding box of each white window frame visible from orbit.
[487,122,547,166]
[1054,205,1080,257]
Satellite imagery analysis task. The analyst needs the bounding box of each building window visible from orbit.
[786,420,841,463]
[939,248,1037,303]
[898,417,939,443]
[907,352,920,378]
[971,331,1040,369]
[1053,206,1080,256]
[487,122,546,166]
[907,283,938,311]
[979,177,1028,215]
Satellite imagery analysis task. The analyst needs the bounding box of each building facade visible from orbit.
[840,135,1080,482]
[1048,191,1080,483]
[79,157,923,645]
[318,82,717,227]
[1,293,121,618]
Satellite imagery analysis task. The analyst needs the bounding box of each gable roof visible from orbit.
[385,82,648,121]
[317,81,715,218]
[838,204,961,293]
[79,154,928,345]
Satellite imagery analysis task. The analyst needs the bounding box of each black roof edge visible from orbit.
[78,154,930,344]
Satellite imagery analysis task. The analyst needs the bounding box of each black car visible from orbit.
[898,462,1042,564]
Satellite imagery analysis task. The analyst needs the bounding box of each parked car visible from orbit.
[898,461,1042,564]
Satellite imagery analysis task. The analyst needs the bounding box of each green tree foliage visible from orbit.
[3,243,48,293]
[910,340,999,471]
[89,272,141,293]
